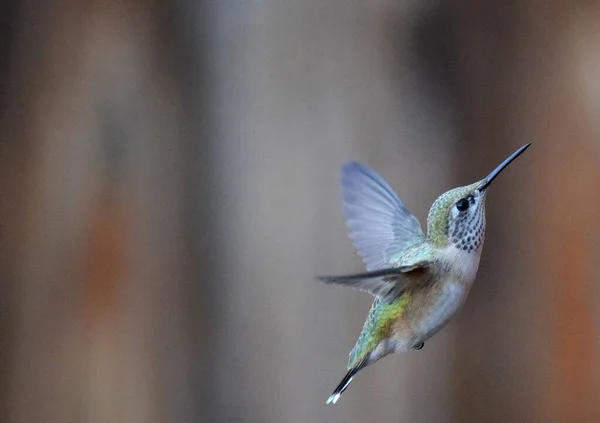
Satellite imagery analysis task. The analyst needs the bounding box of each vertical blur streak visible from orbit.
[0,0,20,416]
[166,1,219,422]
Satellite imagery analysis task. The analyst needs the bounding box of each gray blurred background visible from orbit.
[0,1,599,422]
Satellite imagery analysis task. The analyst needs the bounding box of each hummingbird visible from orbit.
[319,143,532,404]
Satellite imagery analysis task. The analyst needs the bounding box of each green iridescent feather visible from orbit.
[348,293,411,368]
[390,242,436,269]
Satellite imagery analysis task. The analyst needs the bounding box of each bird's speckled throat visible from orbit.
[448,196,485,253]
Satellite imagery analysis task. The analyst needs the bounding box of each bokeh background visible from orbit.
[0,1,599,422]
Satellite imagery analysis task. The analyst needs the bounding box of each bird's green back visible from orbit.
[348,293,411,368]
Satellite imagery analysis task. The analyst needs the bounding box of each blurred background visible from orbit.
[0,1,599,422]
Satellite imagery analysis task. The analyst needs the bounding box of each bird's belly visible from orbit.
[416,281,470,341]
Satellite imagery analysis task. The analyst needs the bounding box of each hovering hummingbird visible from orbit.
[319,143,531,404]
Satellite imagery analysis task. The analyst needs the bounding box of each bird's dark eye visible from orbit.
[456,198,469,212]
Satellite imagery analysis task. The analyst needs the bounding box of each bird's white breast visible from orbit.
[442,244,482,283]
[419,280,468,339]
[418,246,482,339]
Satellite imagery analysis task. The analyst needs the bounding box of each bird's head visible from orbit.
[427,143,532,251]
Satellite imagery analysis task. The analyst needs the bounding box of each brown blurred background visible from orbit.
[0,1,599,422]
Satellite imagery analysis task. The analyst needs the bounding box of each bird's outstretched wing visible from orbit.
[316,264,427,298]
[341,162,426,271]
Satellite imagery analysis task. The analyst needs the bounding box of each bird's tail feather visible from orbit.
[326,358,368,404]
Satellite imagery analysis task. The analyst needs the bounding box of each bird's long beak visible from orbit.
[478,143,532,192]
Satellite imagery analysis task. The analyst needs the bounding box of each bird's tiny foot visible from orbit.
[413,342,424,350]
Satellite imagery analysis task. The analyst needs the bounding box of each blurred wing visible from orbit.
[317,267,409,297]
[317,264,429,298]
[341,162,426,271]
